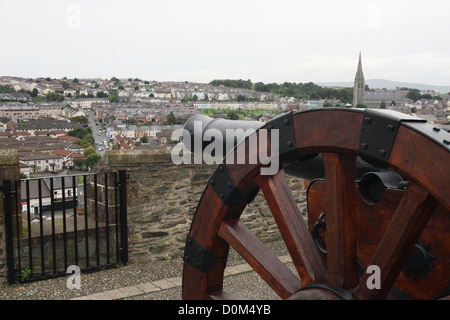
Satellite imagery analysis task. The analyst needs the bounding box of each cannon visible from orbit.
[181,108,450,300]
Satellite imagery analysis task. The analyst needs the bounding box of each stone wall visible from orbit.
[92,149,307,263]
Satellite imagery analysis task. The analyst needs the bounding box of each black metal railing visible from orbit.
[3,170,128,284]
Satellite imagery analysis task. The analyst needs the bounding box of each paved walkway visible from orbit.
[71,255,292,300]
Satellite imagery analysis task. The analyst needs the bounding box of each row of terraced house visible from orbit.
[0,115,87,176]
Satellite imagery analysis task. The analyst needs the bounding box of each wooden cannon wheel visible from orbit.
[182,108,450,300]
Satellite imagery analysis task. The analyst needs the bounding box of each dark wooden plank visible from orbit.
[189,185,226,246]
[352,181,437,300]
[183,186,243,300]
[292,110,363,154]
[218,219,302,299]
[182,263,208,300]
[390,125,450,212]
[255,169,326,286]
[322,153,359,289]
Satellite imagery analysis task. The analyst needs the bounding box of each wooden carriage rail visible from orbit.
[182,108,450,300]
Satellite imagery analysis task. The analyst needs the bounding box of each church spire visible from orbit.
[356,52,364,78]
[353,52,365,107]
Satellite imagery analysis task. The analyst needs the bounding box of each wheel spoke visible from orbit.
[322,153,359,289]
[352,181,437,300]
[255,169,326,285]
[218,219,302,299]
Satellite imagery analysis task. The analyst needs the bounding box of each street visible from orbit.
[84,109,108,157]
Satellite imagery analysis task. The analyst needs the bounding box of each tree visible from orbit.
[166,112,177,124]
[78,134,94,148]
[109,94,119,103]
[82,133,94,146]
[68,127,92,139]
[46,92,65,102]
[73,158,86,170]
[380,101,386,109]
[228,111,240,120]
[61,81,70,89]
[69,116,89,124]
[83,146,96,157]
[209,79,253,90]
[254,82,268,92]
[126,118,137,125]
[0,85,15,93]
[405,89,421,102]
[96,91,108,98]
[140,136,148,143]
[31,88,39,97]
[86,153,101,168]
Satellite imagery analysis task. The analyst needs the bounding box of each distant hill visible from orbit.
[318,79,450,93]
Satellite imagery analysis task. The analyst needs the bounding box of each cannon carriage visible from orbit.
[181,108,450,300]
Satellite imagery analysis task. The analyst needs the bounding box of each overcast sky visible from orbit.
[1,0,449,85]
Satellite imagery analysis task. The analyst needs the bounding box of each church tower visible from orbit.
[353,52,365,107]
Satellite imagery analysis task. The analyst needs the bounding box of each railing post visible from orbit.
[118,170,128,265]
[3,180,15,284]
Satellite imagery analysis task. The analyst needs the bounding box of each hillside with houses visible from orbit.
[0,75,449,178]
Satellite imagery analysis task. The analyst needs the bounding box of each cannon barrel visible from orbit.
[183,114,407,201]
[184,113,264,154]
